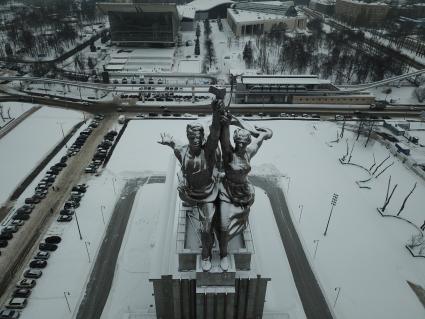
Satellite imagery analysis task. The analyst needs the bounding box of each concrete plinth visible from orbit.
[150,195,269,319]
[177,205,254,272]
[196,254,236,287]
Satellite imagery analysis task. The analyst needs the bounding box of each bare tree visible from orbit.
[397,182,417,216]
[381,176,398,212]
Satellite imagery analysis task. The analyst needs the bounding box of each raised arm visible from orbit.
[204,99,222,161]
[158,133,185,164]
[247,127,273,159]
[220,112,233,166]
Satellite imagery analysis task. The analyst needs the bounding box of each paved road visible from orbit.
[76,175,167,319]
[250,175,334,319]
[76,178,148,319]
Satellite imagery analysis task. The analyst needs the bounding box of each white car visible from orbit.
[6,298,27,309]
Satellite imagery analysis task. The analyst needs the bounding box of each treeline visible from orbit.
[0,0,101,58]
[250,19,407,84]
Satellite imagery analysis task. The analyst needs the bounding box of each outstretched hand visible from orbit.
[158,133,174,146]
[254,126,273,140]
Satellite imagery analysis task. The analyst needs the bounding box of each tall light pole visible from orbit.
[298,204,304,223]
[100,205,106,225]
[334,287,341,308]
[323,193,339,236]
[64,291,71,313]
[84,241,91,263]
[112,177,116,195]
[74,210,83,240]
[313,239,319,259]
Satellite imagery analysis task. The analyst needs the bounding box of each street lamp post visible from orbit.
[64,291,71,313]
[84,241,91,263]
[100,205,106,225]
[323,193,339,236]
[74,210,83,240]
[298,204,304,223]
[112,177,116,195]
[334,287,341,308]
[313,239,319,259]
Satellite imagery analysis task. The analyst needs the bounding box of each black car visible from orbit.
[12,214,29,221]
[39,243,57,251]
[34,251,50,260]
[29,260,47,269]
[0,233,12,241]
[23,269,42,279]
[45,236,61,244]
[57,215,72,222]
[16,278,36,288]
[0,240,8,248]
[60,156,68,163]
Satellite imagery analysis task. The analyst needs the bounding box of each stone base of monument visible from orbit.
[177,204,254,272]
[150,199,270,319]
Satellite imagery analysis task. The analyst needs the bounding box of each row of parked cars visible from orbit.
[57,184,88,223]
[112,77,163,85]
[2,235,61,316]
[67,114,104,158]
[85,130,117,174]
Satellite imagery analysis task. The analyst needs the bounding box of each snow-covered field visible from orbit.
[0,102,34,127]
[107,119,425,319]
[10,117,425,319]
[0,106,84,206]
[19,171,125,319]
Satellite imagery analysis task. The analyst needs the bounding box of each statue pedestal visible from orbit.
[177,205,254,272]
[150,199,270,319]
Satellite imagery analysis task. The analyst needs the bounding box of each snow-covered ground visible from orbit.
[10,117,425,319]
[0,106,84,206]
[19,171,125,319]
[0,102,34,127]
[368,86,421,105]
[106,119,425,318]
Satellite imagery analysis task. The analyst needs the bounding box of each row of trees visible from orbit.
[250,18,407,84]
[0,0,102,59]
[202,19,215,72]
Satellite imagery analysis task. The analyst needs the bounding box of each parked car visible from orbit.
[64,201,79,209]
[38,243,57,252]
[16,279,36,289]
[0,240,8,248]
[34,251,50,260]
[12,214,29,221]
[45,236,61,244]
[5,298,27,309]
[0,308,20,318]
[0,233,12,241]
[11,220,24,227]
[1,226,18,234]
[23,269,42,279]
[121,78,128,84]
[57,215,72,222]
[12,288,31,298]
[29,260,47,269]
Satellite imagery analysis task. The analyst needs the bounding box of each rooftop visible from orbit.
[238,75,332,85]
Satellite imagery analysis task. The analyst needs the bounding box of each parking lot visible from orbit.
[0,114,118,312]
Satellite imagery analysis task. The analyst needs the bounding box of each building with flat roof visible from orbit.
[227,1,306,36]
[335,0,389,27]
[309,0,335,16]
[97,1,181,46]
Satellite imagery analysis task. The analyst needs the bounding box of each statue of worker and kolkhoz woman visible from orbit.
[158,86,273,272]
